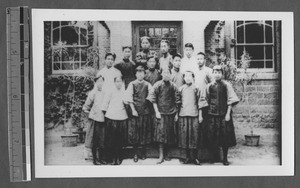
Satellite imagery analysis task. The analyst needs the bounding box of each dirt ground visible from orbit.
[45,124,280,166]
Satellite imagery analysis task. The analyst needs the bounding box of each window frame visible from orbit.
[132,21,183,59]
[234,20,275,73]
[50,21,89,75]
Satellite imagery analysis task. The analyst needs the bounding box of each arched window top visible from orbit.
[236,20,273,28]
[52,21,88,46]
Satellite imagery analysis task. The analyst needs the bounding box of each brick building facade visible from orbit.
[44,20,281,129]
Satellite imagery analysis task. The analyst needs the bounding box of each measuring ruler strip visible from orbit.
[7,6,31,182]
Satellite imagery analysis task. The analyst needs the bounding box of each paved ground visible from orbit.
[45,124,280,166]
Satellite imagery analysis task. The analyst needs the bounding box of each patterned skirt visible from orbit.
[153,113,176,145]
[105,118,128,149]
[204,113,237,148]
[127,114,153,146]
[177,116,200,149]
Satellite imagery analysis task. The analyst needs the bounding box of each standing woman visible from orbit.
[102,76,128,165]
[176,71,201,165]
[135,36,158,69]
[124,65,153,162]
[148,69,178,164]
[114,46,136,89]
[82,75,106,165]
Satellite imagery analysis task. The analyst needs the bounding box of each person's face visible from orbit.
[218,53,226,63]
[123,48,131,59]
[184,72,194,84]
[162,69,171,81]
[172,56,181,68]
[184,47,194,58]
[105,55,115,68]
[95,78,104,91]
[141,39,150,49]
[114,77,123,89]
[196,54,205,67]
[147,58,156,69]
[160,42,169,54]
[213,70,223,81]
[136,71,145,81]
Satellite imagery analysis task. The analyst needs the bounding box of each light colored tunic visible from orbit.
[194,66,213,90]
[96,66,122,94]
[102,87,128,121]
[177,84,199,117]
[180,56,198,74]
[82,88,105,122]
[159,53,173,71]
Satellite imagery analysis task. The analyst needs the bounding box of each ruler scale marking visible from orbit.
[7,7,31,182]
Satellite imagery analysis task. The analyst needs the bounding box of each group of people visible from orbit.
[82,36,240,166]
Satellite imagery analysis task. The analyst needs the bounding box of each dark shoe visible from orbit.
[133,154,138,163]
[156,158,164,164]
[116,157,123,165]
[164,156,171,161]
[183,158,191,164]
[223,159,229,166]
[193,159,201,165]
[98,159,107,165]
[93,160,102,165]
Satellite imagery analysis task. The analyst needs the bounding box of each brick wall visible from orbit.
[96,22,111,69]
[233,80,280,128]
[204,21,226,68]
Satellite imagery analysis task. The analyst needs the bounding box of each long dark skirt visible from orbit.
[127,114,153,145]
[204,113,237,148]
[105,118,128,149]
[177,116,200,149]
[153,113,176,145]
[93,121,106,149]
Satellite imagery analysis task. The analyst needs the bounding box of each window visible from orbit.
[132,21,182,58]
[51,21,91,73]
[234,21,275,71]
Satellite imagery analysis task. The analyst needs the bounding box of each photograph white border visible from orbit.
[32,9,294,178]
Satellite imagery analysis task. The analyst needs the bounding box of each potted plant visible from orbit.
[217,50,260,147]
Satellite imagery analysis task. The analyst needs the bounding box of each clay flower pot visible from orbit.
[245,132,260,146]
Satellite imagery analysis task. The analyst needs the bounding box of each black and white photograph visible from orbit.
[32,9,294,177]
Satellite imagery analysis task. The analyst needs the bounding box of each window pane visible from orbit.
[81,48,87,61]
[170,28,177,37]
[139,28,146,37]
[62,47,79,61]
[53,63,61,70]
[53,48,61,62]
[61,21,70,26]
[154,39,160,48]
[265,25,273,43]
[162,28,169,38]
[52,28,59,45]
[148,28,154,37]
[170,38,177,49]
[236,46,244,60]
[155,28,161,37]
[266,45,273,59]
[266,21,273,26]
[80,28,87,45]
[236,25,244,43]
[81,62,86,68]
[236,21,244,26]
[266,61,273,68]
[249,61,264,68]
[61,26,79,45]
[245,23,264,43]
[74,63,80,70]
[62,63,74,70]
[53,21,59,29]
[245,45,264,60]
